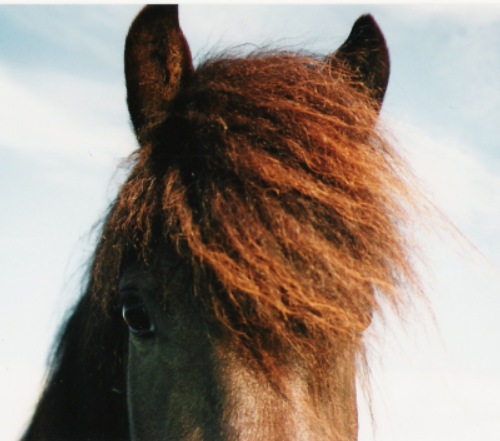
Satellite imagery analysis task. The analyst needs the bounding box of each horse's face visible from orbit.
[117,5,391,441]
[120,259,358,441]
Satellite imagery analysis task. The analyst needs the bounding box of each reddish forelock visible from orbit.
[90,52,421,373]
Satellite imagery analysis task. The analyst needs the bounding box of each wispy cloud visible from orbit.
[359,367,500,441]
[1,6,138,70]
[392,119,500,234]
[382,4,500,28]
[0,63,136,166]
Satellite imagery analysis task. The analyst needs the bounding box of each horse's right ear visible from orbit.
[125,5,194,140]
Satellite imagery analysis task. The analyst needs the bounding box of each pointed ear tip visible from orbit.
[354,14,385,37]
[140,4,179,14]
[357,14,377,24]
[130,4,180,30]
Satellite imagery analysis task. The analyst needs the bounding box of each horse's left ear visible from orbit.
[328,15,390,110]
[125,5,194,139]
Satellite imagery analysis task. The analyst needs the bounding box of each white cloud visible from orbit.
[383,4,500,28]
[2,6,138,68]
[359,367,500,441]
[0,63,136,166]
[0,363,45,441]
[389,118,500,234]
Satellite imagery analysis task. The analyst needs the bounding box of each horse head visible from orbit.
[22,6,420,441]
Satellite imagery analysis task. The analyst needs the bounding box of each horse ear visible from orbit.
[125,5,194,139]
[328,14,390,110]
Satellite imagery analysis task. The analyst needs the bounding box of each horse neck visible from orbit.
[216,345,359,441]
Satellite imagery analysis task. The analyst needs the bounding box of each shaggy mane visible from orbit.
[90,51,420,372]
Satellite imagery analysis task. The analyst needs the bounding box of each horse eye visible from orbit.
[121,295,155,337]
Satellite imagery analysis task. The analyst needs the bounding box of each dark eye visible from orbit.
[121,295,155,337]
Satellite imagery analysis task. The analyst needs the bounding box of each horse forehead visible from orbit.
[119,253,188,294]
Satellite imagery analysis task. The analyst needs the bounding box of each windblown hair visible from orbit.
[90,51,419,371]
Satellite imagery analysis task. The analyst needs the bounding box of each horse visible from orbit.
[21,5,421,441]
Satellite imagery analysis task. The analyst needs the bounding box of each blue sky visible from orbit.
[1,4,500,440]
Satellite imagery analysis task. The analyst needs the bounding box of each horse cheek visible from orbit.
[126,338,173,441]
